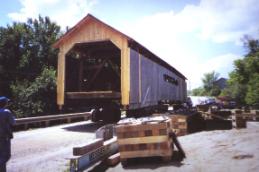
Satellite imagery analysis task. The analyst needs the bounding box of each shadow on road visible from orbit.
[88,151,185,172]
[121,151,185,170]
[88,161,110,172]
[62,122,105,133]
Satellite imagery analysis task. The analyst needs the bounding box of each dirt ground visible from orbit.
[7,121,259,172]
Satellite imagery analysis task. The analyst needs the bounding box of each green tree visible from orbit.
[192,87,205,96]
[10,68,57,117]
[222,37,259,106]
[202,71,220,96]
[0,16,61,117]
[245,73,259,105]
[0,23,25,95]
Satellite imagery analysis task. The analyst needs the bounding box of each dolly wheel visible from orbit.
[91,109,100,122]
[121,159,128,167]
[103,104,121,123]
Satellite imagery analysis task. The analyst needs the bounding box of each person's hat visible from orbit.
[0,96,10,102]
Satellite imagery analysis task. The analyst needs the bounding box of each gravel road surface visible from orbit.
[7,121,259,172]
[7,121,104,172]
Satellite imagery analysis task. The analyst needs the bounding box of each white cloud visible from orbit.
[196,0,259,44]
[120,0,259,45]
[8,0,97,29]
[117,0,258,89]
[187,53,241,89]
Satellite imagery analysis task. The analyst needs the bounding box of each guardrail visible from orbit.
[14,112,92,131]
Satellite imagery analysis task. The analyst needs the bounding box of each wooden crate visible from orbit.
[115,116,173,161]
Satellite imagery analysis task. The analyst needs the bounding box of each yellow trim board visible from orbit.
[118,135,168,145]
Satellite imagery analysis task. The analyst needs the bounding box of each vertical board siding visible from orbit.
[129,49,140,105]
[141,55,156,107]
[129,49,186,110]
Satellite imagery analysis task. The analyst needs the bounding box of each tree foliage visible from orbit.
[202,71,222,96]
[0,16,61,117]
[222,37,259,106]
[192,87,205,96]
[192,71,221,96]
[10,68,57,117]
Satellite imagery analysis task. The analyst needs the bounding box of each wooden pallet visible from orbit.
[115,116,173,162]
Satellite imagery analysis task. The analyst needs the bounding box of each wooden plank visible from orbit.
[70,137,118,172]
[119,141,171,152]
[116,120,170,133]
[15,112,91,125]
[177,118,186,123]
[106,153,120,166]
[66,91,121,99]
[116,128,171,139]
[73,139,104,156]
[121,43,130,106]
[117,135,168,145]
[96,124,114,141]
[57,49,65,109]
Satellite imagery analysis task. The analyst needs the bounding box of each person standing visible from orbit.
[0,97,15,172]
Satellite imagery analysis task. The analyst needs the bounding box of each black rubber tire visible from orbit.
[91,109,100,122]
[103,103,121,123]
[121,159,128,167]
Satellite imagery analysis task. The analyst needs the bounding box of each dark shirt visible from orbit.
[0,108,15,140]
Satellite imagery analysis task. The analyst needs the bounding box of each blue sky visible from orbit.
[1,0,258,89]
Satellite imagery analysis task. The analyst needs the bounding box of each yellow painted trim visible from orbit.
[117,136,168,145]
[121,42,130,105]
[56,18,131,108]
[57,49,65,108]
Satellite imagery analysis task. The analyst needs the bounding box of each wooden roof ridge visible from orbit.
[53,13,132,48]
[53,13,187,79]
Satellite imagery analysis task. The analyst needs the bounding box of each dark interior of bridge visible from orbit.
[65,40,121,93]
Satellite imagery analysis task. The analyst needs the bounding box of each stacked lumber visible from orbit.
[153,112,206,136]
[252,110,259,121]
[241,110,259,121]
[116,116,173,163]
[169,115,188,136]
[196,104,210,112]
[213,110,232,119]
[73,139,104,156]
[70,124,119,172]
[232,109,259,128]
[232,110,246,128]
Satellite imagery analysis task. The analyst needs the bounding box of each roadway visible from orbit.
[7,120,259,172]
[8,120,103,172]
